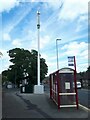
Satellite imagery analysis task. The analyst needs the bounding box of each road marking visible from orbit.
[79,104,90,112]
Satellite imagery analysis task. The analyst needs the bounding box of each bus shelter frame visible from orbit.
[49,68,78,109]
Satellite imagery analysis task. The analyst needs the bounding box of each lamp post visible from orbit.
[56,39,61,70]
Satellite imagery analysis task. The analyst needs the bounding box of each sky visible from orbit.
[0,0,89,76]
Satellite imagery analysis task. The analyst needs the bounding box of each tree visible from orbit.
[77,66,90,88]
[87,66,90,72]
[5,48,48,86]
[2,70,9,83]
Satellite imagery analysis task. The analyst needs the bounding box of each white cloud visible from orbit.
[40,35,50,49]
[0,0,19,13]
[22,0,63,3]
[79,50,88,58]
[29,39,37,50]
[12,39,22,47]
[75,15,88,32]
[58,0,89,21]
[75,24,84,33]
[41,53,48,60]
[45,0,63,10]
[47,59,68,75]
[57,32,87,46]
[0,49,9,60]
[40,41,88,74]
[60,41,88,72]
[5,5,33,33]
[62,41,88,57]
[27,34,51,51]
[3,33,11,41]
[0,48,11,73]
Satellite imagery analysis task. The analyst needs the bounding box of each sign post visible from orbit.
[68,56,78,109]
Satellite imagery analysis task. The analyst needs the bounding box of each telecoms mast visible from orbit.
[37,11,40,86]
[34,11,44,94]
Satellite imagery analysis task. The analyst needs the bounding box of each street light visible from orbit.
[56,39,61,70]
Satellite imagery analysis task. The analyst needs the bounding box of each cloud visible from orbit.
[46,41,88,74]
[40,1,63,32]
[12,39,22,47]
[3,33,11,41]
[28,35,51,51]
[0,49,8,59]
[40,35,51,49]
[61,41,88,57]
[0,0,19,13]
[5,4,33,33]
[44,0,64,10]
[29,39,37,50]
[75,15,88,33]
[59,41,88,72]
[47,59,68,75]
[0,48,11,73]
[20,0,63,3]
[58,0,89,21]
[60,33,88,45]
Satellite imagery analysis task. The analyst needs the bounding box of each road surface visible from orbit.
[78,89,90,109]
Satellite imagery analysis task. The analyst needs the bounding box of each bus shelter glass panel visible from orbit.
[59,73,76,105]
[51,74,58,104]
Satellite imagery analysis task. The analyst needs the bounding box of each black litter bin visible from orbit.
[25,84,33,93]
[20,85,33,93]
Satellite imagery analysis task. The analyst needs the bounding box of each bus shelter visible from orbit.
[49,67,78,109]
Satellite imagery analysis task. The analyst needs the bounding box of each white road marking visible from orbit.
[79,104,90,112]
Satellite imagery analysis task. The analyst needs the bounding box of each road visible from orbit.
[78,89,90,109]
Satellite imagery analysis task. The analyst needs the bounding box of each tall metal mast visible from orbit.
[37,11,40,86]
[34,10,44,94]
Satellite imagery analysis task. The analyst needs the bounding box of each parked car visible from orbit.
[76,82,81,89]
[73,81,81,89]
[6,82,13,89]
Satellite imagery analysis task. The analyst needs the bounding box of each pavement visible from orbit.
[15,91,89,118]
[2,87,90,119]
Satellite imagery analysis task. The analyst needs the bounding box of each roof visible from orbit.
[59,67,75,73]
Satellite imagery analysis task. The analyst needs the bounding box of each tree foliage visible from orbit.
[2,48,48,86]
[77,66,90,80]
